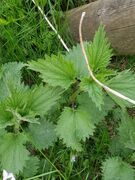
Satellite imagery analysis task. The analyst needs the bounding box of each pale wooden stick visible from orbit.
[31,0,69,52]
[79,12,135,105]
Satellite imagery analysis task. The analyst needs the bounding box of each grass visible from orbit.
[0,0,63,64]
[0,0,89,65]
[0,0,135,179]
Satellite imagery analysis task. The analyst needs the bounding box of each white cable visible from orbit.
[31,0,69,52]
[79,12,135,105]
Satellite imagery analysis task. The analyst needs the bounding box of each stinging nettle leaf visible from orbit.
[0,62,25,102]
[77,93,114,125]
[0,83,62,129]
[107,70,135,108]
[27,85,63,116]
[0,104,14,129]
[28,55,77,89]
[65,43,89,78]
[102,157,135,180]
[0,133,29,174]
[0,62,29,129]
[22,156,40,178]
[80,77,104,110]
[86,25,113,72]
[118,114,135,150]
[28,119,57,150]
[56,107,95,151]
[109,136,132,157]
[0,85,29,129]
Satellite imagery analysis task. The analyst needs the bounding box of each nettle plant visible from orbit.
[0,25,135,179]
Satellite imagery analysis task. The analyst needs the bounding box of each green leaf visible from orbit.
[0,133,29,174]
[108,70,135,98]
[86,25,113,72]
[27,85,63,115]
[65,43,89,78]
[0,86,29,129]
[28,55,77,89]
[107,70,135,108]
[56,107,95,151]
[0,101,14,129]
[80,78,104,110]
[0,62,25,101]
[77,93,114,124]
[118,114,135,150]
[108,93,130,110]
[22,156,40,178]
[0,62,25,78]
[109,136,132,157]
[102,157,135,180]
[28,119,56,150]
[0,83,62,128]
[0,62,24,84]
[96,69,117,82]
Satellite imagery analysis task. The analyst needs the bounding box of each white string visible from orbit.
[31,0,69,52]
[79,12,135,105]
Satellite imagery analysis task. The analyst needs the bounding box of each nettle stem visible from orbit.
[69,80,81,108]
[79,12,135,105]
[14,120,20,133]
